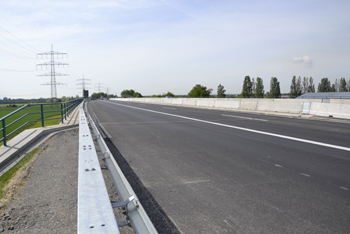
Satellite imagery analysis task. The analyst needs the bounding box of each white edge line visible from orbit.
[110,102,350,152]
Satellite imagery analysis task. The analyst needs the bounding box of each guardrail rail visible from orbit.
[84,101,158,234]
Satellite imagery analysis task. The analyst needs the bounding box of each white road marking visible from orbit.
[301,173,311,177]
[110,102,350,152]
[274,164,283,168]
[222,114,268,121]
[162,107,176,110]
[340,187,349,191]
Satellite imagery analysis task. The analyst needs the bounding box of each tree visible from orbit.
[317,78,332,92]
[347,79,350,92]
[302,77,309,94]
[121,89,135,97]
[188,84,213,97]
[290,76,302,98]
[269,77,281,98]
[331,84,336,92]
[339,78,347,92]
[217,84,226,98]
[91,92,108,99]
[163,91,175,97]
[241,76,252,98]
[308,77,315,93]
[120,89,142,98]
[255,77,264,97]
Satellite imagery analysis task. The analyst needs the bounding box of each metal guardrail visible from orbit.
[84,101,158,234]
[78,102,120,233]
[0,99,82,146]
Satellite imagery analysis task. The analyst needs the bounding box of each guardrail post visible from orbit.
[61,103,64,123]
[41,104,44,127]
[2,119,6,146]
[64,103,67,120]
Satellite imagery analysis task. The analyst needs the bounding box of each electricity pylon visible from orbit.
[36,44,68,98]
[76,75,91,97]
[96,82,104,93]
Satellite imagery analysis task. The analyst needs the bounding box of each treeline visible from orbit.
[0,96,80,104]
[118,76,350,99]
[90,92,116,99]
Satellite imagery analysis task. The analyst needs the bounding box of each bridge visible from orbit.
[1,98,350,233]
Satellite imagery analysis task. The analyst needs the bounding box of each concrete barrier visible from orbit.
[214,99,240,109]
[171,99,183,105]
[110,98,349,120]
[256,99,275,112]
[196,99,215,107]
[182,99,197,106]
[240,99,258,110]
[329,99,350,105]
[273,99,303,113]
[310,103,350,119]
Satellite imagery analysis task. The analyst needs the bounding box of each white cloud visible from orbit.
[292,56,312,67]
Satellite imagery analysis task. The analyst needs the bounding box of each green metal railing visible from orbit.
[0,99,82,146]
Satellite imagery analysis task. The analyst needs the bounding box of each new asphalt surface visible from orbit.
[88,100,350,234]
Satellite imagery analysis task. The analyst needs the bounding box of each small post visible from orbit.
[41,105,44,127]
[64,103,67,120]
[2,119,6,146]
[61,103,64,123]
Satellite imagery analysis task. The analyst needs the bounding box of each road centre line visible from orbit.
[110,102,350,152]
[222,114,268,121]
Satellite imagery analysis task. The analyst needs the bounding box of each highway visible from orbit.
[88,100,350,234]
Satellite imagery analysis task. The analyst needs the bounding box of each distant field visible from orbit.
[0,103,63,146]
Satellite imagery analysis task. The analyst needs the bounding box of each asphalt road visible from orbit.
[88,100,350,234]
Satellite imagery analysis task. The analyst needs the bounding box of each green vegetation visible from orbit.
[188,84,213,97]
[152,91,175,98]
[91,92,116,99]
[120,89,142,98]
[0,104,63,146]
[0,148,40,199]
[217,84,226,98]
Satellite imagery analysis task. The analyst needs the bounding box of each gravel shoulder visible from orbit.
[0,128,134,234]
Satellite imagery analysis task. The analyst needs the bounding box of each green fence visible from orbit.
[0,99,82,146]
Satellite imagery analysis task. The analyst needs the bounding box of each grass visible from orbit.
[0,147,40,199]
[0,103,64,146]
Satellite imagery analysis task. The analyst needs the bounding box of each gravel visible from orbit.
[0,128,134,234]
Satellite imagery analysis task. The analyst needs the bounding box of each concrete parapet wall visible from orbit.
[329,99,350,105]
[310,103,350,119]
[240,99,258,110]
[110,98,349,119]
[214,99,240,109]
[196,99,215,107]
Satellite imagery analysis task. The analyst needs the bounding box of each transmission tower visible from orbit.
[96,82,104,93]
[36,44,68,98]
[76,75,91,97]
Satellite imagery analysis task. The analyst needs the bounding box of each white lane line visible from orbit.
[110,102,350,152]
[274,164,283,168]
[340,186,349,191]
[222,114,268,121]
[162,107,176,110]
[301,173,311,177]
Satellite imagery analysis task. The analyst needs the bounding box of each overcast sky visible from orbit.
[0,0,349,98]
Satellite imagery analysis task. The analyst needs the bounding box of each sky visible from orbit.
[0,0,349,98]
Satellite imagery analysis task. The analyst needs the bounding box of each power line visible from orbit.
[0,25,40,54]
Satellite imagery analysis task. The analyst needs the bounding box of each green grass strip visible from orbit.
[0,147,40,199]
